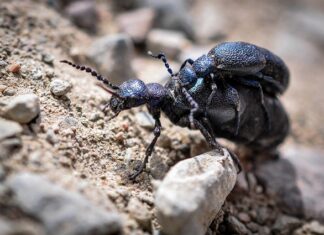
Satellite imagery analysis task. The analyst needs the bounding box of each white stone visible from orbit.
[155,149,237,235]
[50,79,72,96]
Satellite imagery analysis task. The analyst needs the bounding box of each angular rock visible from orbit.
[64,0,98,34]
[127,197,151,230]
[135,111,155,130]
[116,8,155,44]
[2,94,40,124]
[255,145,324,222]
[227,215,250,235]
[155,149,237,235]
[50,79,72,97]
[86,34,136,85]
[0,117,22,141]
[7,173,122,235]
[272,214,302,235]
[147,29,191,60]
[144,0,195,40]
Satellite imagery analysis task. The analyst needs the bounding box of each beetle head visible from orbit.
[192,55,214,77]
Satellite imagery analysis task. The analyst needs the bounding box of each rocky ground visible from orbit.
[0,0,324,234]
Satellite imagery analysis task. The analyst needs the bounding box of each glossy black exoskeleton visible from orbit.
[61,59,289,180]
[150,41,290,134]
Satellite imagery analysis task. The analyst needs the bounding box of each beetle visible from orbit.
[150,41,290,134]
[60,59,289,180]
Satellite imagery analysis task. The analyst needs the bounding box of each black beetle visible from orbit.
[150,41,290,134]
[61,58,289,180]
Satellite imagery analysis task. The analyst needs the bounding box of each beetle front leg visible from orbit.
[128,117,161,180]
[179,58,194,70]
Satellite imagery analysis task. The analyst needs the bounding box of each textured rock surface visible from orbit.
[7,173,122,235]
[2,94,40,123]
[255,145,324,222]
[0,117,22,141]
[155,149,237,235]
[50,79,72,96]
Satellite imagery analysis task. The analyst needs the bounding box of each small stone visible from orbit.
[86,34,136,85]
[0,60,7,68]
[46,129,58,145]
[272,214,302,235]
[3,94,40,124]
[147,29,191,60]
[8,63,20,73]
[50,79,72,96]
[42,53,54,65]
[135,111,155,130]
[64,1,99,34]
[6,172,122,235]
[0,118,22,141]
[89,112,102,122]
[127,197,151,230]
[227,216,250,235]
[155,149,237,235]
[301,221,324,234]
[30,67,43,80]
[116,8,155,43]
[2,87,16,96]
[0,85,7,93]
[238,212,251,223]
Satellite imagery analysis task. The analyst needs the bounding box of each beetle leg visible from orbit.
[230,78,271,131]
[255,72,284,94]
[181,87,199,129]
[195,119,242,173]
[128,116,161,180]
[180,58,194,70]
[224,84,241,136]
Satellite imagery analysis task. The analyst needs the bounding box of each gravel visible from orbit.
[50,79,72,96]
[7,173,123,235]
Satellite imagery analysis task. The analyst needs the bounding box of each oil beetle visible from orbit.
[150,41,290,134]
[61,57,289,180]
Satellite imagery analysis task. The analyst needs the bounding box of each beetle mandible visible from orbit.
[60,56,289,180]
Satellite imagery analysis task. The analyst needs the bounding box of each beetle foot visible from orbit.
[128,164,145,181]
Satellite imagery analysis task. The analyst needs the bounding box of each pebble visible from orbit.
[42,53,54,65]
[147,29,191,60]
[0,117,22,141]
[135,111,155,130]
[86,34,136,85]
[155,149,237,235]
[30,67,43,80]
[238,212,251,223]
[127,197,151,231]
[2,93,40,124]
[255,145,324,222]
[227,216,250,235]
[2,87,16,96]
[64,0,99,34]
[272,214,302,235]
[7,63,20,73]
[0,60,7,68]
[295,221,324,235]
[6,172,122,235]
[45,128,58,145]
[50,79,72,96]
[0,85,7,93]
[145,0,195,40]
[116,7,155,43]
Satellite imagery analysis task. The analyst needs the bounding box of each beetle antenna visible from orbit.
[148,51,176,77]
[60,60,119,90]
